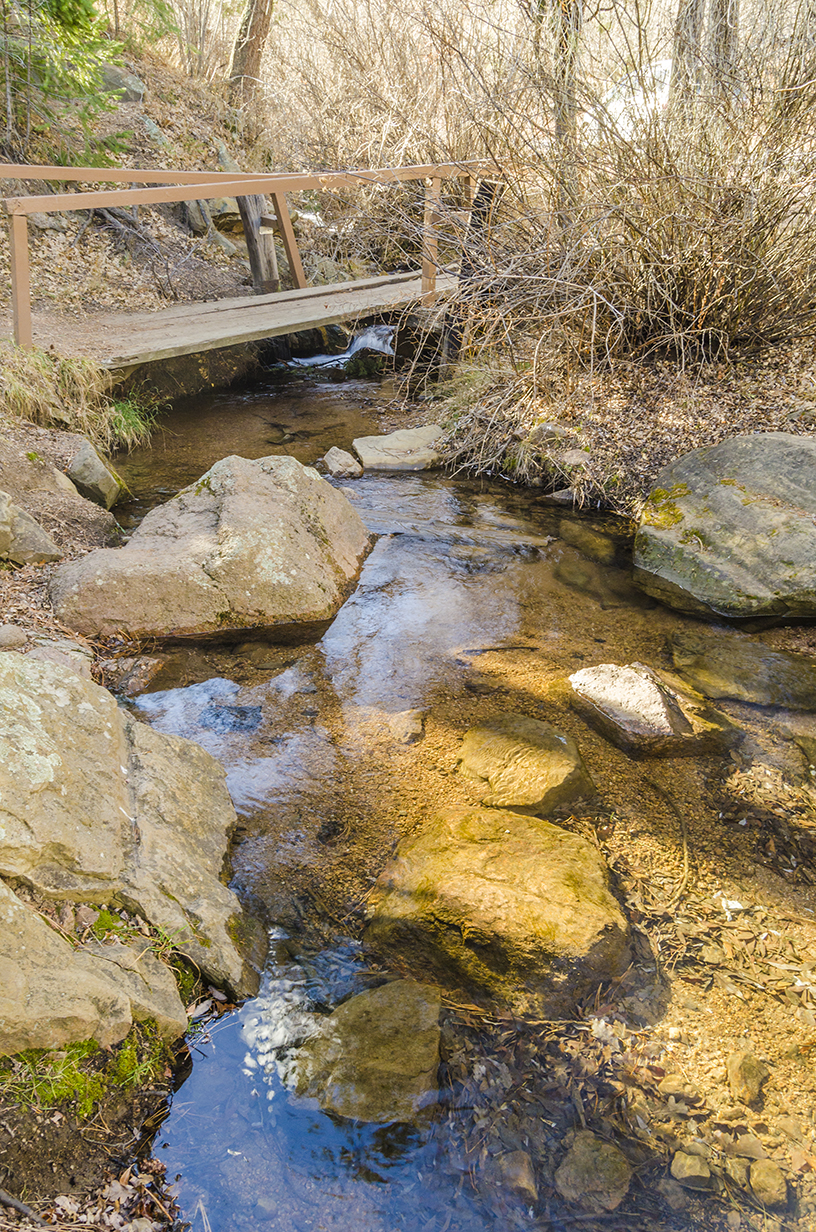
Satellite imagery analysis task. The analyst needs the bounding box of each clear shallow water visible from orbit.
[159,935,498,1232]
[116,379,690,1232]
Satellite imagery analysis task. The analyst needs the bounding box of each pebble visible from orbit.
[727,1051,770,1106]
[389,708,426,745]
[497,1149,538,1204]
[75,905,100,930]
[670,1150,713,1189]
[0,624,28,649]
[554,1132,632,1212]
[655,1177,689,1210]
[749,1158,788,1208]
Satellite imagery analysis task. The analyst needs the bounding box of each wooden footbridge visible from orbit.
[1,160,494,373]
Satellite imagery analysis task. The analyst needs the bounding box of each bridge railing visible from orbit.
[0,160,493,349]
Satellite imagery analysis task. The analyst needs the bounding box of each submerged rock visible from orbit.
[0,652,264,1007]
[0,880,187,1054]
[633,433,816,618]
[497,1150,538,1204]
[671,1150,714,1190]
[750,1159,788,1208]
[366,805,631,1016]
[293,980,441,1122]
[352,424,443,471]
[569,662,740,756]
[671,628,816,710]
[554,1132,632,1211]
[49,454,371,643]
[727,1051,770,1106]
[457,713,594,813]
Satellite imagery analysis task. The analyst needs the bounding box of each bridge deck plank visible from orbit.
[12,271,455,371]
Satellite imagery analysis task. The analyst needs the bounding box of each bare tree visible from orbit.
[228,0,274,101]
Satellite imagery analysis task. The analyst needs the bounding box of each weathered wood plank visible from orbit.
[50,272,458,369]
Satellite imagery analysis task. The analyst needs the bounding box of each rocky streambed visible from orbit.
[2,378,816,1232]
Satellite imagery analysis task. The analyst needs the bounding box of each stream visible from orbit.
[112,375,727,1232]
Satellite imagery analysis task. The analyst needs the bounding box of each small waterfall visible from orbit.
[288,323,396,369]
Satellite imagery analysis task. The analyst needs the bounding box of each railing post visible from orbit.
[270,191,307,290]
[421,176,442,304]
[8,212,33,348]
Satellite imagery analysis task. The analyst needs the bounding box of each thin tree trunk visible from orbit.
[228,0,274,101]
[710,0,739,102]
[551,0,582,227]
[670,0,705,111]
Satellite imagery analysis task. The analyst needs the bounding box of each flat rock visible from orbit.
[750,1159,788,1208]
[0,489,62,564]
[569,662,740,756]
[727,1051,770,1105]
[352,424,443,471]
[457,713,594,813]
[323,446,363,479]
[50,454,371,643]
[293,980,440,1122]
[554,1132,632,1211]
[366,805,631,1016]
[671,628,816,710]
[0,652,264,1003]
[633,433,816,618]
[0,880,187,1055]
[67,440,122,510]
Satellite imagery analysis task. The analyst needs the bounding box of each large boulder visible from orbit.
[569,663,740,756]
[671,628,816,710]
[293,981,441,1123]
[366,805,631,1016]
[0,879,187,1055]
[456,713,594,813]
[0,652,263,1000]
[633,433,816,619]
[50,455,371,643]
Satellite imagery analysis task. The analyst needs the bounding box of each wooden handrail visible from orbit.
[1,159,493,348]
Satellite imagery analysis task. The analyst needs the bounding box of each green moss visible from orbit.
[640,482,691,530]
[25,450,44,463]
[0,1023,175,1119]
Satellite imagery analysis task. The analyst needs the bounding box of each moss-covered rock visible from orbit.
[633,433,816,618]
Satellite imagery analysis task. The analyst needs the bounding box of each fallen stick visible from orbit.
[0,1188,48,1227]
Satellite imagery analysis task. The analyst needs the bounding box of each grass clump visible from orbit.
[0,1024,175,1119]
[0,344,158,452]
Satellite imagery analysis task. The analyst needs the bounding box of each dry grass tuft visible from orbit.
[0,345,155,451]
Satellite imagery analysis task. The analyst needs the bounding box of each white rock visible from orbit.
[323,446,363,479]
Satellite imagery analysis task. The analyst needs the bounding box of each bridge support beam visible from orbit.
[8,213,32,349]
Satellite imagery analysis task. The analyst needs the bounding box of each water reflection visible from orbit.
[159,937,494,1232]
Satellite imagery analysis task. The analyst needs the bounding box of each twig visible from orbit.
[644,775,691,908]
[0,1188,47,1227]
